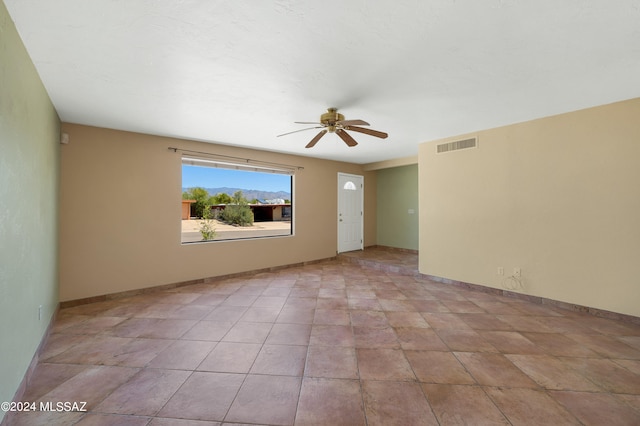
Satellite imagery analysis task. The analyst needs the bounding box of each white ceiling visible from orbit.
[5,1,640,164]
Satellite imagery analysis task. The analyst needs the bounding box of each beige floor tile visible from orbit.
[559,357,640,394]
[197,342,261,373]
[313,308,350,325]
[485,387,581,425]
[350,310,389,328]
[39,333,88,360]
[147,340,216,370]
[507,354,602,391]
[565,332,640,359]
[521,331,600,357]
[395,327,448,351]
[203,305,247,322]
[309,324,354,347]
[315,297,349,310]
[221,322,272,344]
[57,316,127,334]
[459,313,513,331]
[225,375,301,425]
[551,391,640,426]
[158,372,244,421]
[95,368,190,415]
[45,335,133,365]
[166,304,215,320]
[295,378,365,426]
[5,410,85,426]
[405,350,475,384]
[420,312,470,329]
[265,323,312,345]
[353,326,400,348]
[479,330,545,354]
[454,352,539,388]
[423,384,510,425]
[276,307,315,324]
[22,363,89,401]
[14,249,640,425]
[435,329,498,352]
[385,311,430,328]
[362,380,437,426]
[238,306,281,323]
[357,348,415,381]
[74,413,151,425]
[304,346,358,379]
[106,338,174,367]
[250,344,307,376]
[149,418,220,425]
[40,365,140,408]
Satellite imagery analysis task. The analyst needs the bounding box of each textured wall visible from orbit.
[419,98,640,317]
[0,1,60,419]
[58,124,376,301]
[376,165,419,250]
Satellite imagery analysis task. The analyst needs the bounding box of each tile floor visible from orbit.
[4,249,640,425]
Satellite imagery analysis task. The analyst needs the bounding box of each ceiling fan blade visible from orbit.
[345,125,388,139]
[305,130,327,148]
[336,129,358,147]
[277,126,323,137]
[338,119,369,126]
[295,121,324,125]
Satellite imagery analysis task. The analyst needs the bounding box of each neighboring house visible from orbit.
[181,199,196,220]
[250,203,291,221]
[208,203,292,222]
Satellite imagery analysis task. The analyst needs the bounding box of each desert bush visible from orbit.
[199,205,217,240]
[220,190,253,226]
[183,187,215,218]
[220,204,253,226]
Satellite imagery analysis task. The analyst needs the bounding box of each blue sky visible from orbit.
[182,165,291,192]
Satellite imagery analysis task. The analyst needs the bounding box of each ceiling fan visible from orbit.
[278,107,388,148]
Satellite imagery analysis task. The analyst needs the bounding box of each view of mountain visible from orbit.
[183,187,291,202]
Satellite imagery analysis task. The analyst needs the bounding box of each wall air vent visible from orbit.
[436,137,477,153]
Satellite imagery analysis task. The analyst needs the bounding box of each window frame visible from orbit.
[180,155,295,244]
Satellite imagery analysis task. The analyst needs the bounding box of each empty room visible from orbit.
[1,1,639,425]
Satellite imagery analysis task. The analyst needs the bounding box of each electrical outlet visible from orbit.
[497,267,504,276]
[513,267,521,278]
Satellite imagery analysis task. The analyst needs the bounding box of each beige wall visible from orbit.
[419,98,640,317]
[0,1,60,419]
[59,124,376,301]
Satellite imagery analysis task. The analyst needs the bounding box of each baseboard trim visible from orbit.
[344,247,639,324]
[60,256,337,309]
[1,306,60,426]
[370,244,418,254]
[422,274,640,326]
[56,249,640,327]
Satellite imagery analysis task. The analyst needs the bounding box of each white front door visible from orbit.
[338,173,364,253]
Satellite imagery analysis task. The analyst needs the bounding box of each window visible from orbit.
[181,156,293,244]
[343,181,357,190]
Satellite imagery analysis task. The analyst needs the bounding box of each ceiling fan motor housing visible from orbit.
[321,107,343,132]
